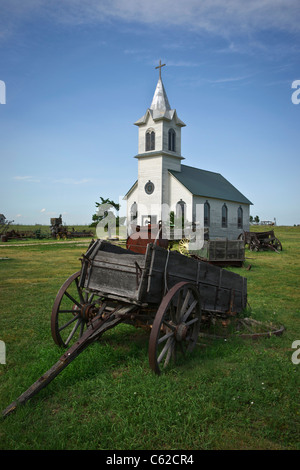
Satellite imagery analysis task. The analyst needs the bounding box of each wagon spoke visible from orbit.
[58,313,80,332]
[185,317,199,327]
[65,318,82,346]
[64,291,82,309]
[182,299,198,322]
[169,299,177,322]
[163,338,175,368]
[158,331,174,344]
[176,290,184,321]
[179,289,191,318]
[157,337,173,365]
[75,277,85,304]
[58,309,79,314]
[79,321,85,337]
[162,320,176,331]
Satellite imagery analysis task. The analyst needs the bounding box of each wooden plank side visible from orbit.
[87,264,139,300]
[143,245,168,303]
[83,240,146,300]
[93,251,146,270]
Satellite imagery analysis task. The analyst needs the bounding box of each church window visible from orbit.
[130,202,138,222]
[204,201,210,227]
[237,206,243,229]
[176,199,186,220]
[144,180,155,195]
[168,128,176,151]
[146,129,155,151]
[222,204,228,228]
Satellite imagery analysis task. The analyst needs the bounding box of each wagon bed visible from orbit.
[80,239,247,314]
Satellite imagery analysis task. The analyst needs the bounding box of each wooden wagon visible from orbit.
[240,230,282,252]
[2,239,247,417]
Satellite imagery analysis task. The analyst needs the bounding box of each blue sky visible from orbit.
[0,0,299,226]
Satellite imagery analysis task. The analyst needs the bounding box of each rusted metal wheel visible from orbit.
[149,282,201,375]
[51,271,103,348]
[178,238,189,255]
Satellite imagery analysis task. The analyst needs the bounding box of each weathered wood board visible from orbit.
[191,239,245,266]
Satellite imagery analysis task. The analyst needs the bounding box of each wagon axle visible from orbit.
[77,302,99,322]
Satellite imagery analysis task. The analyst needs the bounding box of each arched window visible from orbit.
[237,206,243,229]
[168,128,176,151]
[204,201,210,227]
[146,129,155,151]
[176,199,186,220]
[222,204,228,228]
[130,202,138,222]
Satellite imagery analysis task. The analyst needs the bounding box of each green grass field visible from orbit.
[0,226,299,450]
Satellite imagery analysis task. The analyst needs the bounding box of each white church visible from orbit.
[124,62,252,240]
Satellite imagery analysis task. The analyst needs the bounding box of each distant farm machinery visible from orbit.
[50,216,93,240]
[239,230,282,253]
[0,215,94,242]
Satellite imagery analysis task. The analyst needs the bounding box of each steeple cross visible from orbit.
[155,59,166,79]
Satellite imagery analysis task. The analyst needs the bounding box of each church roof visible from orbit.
[169,165,252,205]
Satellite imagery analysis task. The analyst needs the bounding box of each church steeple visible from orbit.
[134,60,185,158]
[150,60,171,113]
[150,76,171,113]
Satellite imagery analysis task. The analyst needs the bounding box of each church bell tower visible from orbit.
[133,61,186,225]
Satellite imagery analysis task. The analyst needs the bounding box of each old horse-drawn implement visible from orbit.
[240,230,282,252]
[2,238,247,418]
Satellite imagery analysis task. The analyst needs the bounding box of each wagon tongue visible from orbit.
[2,305,137,419]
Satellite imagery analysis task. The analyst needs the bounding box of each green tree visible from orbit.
[90,197,121,228]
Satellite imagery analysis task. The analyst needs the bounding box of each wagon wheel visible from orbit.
[178,238,189,255]
[51,271,104,348]
[149,282,201,375]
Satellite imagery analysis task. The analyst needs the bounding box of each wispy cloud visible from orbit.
[209,75,251,84]
[166,60,199,68]
[1,1,300,41]
[13,175,40,183]
[53,178,92,185]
